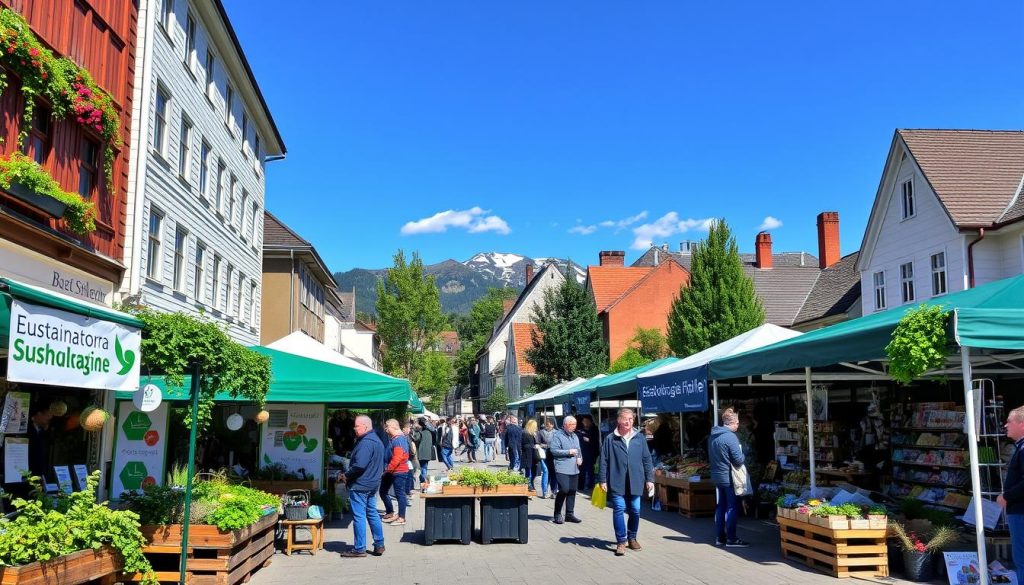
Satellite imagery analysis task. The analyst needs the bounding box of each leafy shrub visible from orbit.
[122,478,279,532]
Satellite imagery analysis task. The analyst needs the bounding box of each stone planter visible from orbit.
[5,182,67,218]
[0,547,121,585]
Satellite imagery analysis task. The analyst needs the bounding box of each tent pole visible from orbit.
[961,347,989,585]
[679,413,685,454]
[805,367,816,497]
[712,380,719,427]
[179,362,202,585]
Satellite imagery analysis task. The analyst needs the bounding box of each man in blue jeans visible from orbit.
[709,408,749,548]
[598,408,654,556]
[998,406,1024,585]
[339,415,386,557]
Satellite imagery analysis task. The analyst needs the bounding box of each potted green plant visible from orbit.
[0,472,156,585]
[248,457,318,494]
[838,503,870,529]
[889,521,958,582]
[866,505,888,529]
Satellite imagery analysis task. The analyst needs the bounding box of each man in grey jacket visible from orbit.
[708,408,749,548]
[549,416,583,524]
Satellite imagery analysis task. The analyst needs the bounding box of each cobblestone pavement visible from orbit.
[254,460,915,585]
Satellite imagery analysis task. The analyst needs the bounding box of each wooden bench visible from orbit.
[280,518,325,556]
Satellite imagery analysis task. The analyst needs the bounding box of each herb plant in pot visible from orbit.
[889,521,958,582]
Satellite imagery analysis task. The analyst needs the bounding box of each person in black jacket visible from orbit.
[504,416,523,472]
[577,415,600,491]
[998,406,1024,585]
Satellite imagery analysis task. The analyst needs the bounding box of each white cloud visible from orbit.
[568,224,598,235]
[630,212,715,250]
[758,216,783,231]
[400,207,511,236]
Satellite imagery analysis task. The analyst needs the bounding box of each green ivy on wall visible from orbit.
[885,305,950,384]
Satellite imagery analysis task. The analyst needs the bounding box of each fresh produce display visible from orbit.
[121,472,279,531]
[656,456,709,479]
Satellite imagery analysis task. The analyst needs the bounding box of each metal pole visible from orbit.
[679,413,685,454]
[712,380,719,427]
[805,367,816,497]
[961,347,990,585]
[179,362,201,584]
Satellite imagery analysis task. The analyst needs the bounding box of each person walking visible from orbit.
[998,406,1024,585]
[598,408,654,556]
[709,407,749,548]
[467,418,481,463]
[549,416,583,524]
[482,416,498,463]
[498,415,508,460]
[458,420,470,461]
[338,415,386,557]
[505,415,523,472]
[403,421,418,497]
[539,418,558,499]
[577,415,600,491]
[380,419,411,526]
[521,420,539,491]
[413,417,434,486]
[439,417,456,470]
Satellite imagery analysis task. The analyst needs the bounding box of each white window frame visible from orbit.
[225,264,235,317]
[194,241,207,302]
[240,190,249,240]
[199,140,211,198]
[900,261,915,303]
[249,281,258,328]
[146,209,164,281]
[172,226,187,292]
[873,270,886,311]
[160,0,174,35]
[251,202,260,246]
[205,50,216,102]
[901,178,916,220]
[154,85,170,157]
[240,111,249,156]
[178,115,192,180]
[212,254,222,310]
[215,160,226,213]
[225,84,235,130]
[184,10,196,71]
[931,252,947,296]
[228,174,237,227]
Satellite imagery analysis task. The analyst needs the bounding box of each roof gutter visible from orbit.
[966,228,986,289]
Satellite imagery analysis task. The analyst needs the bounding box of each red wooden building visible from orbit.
[0,0,137,298]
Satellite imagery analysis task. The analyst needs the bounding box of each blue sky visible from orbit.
[225,1,1024,272]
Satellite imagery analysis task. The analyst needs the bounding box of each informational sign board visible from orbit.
[73,464,90,491]
[574,391,591,416]
[963,496,1004,530]
[110,401,169,499]
[638,365,709,414]
[259,404,324,484]
[943,552,1017,585]
[0,391,30,434]
[133,384,163,412]
[54,465,74,494]
[526,402,536,417]
[6,300,141,391]
[3,437,28,482]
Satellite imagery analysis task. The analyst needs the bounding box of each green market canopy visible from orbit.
[709,273,1024,380]
[118,346,413,407]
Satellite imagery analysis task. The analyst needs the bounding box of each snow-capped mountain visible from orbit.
[334,252,586,315]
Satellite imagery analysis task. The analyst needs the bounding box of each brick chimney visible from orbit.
[525,263,534,285]
[755,232,773,269]
[817,211,840,269]
[598,250,625,267]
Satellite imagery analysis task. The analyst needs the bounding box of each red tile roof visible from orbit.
[588,266,652,312]
[899,129,1024,226]
[511,323,540,375]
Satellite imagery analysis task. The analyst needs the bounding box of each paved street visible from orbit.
[254,461,914,585]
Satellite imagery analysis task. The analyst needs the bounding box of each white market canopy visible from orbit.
[266,331,383,375]
[638,323,803,379]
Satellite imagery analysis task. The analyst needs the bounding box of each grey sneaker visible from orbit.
[553,514,564,524]
[726,539,750,548]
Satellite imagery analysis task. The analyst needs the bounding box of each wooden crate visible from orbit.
[0,547,121,585]
[121,512,278,585]
[778,516,888,579]
[655,476,714,516]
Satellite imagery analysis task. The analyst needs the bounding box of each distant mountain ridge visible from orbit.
[334,253,586,316]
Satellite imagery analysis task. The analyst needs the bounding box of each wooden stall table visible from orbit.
[280,518,325,555]
[654,474,715,517]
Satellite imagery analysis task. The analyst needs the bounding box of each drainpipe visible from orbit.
[966,228,986,288]
[288,250,295,331]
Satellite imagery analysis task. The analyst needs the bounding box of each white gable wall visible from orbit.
[859,154,965,312]
[972,223,1024,284]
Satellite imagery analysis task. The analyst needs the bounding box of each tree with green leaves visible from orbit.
[452,287,520,386]
[414,351,454,406]
[526,274,607,389]
[607,327,668,373]
[667,219,765,357]
[375,250,448,382]
[484,386,510,414]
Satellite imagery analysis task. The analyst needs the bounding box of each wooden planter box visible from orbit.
[810,515,849,530]
[656,475,713,517]
[249,479,318,495]
[848,518,871,530]
[122,512,278,585]
[867,515,887,530]
[6,182,67,218]
[478,485,530,495]
[779,516,888,579]
[0,547,121,585]
[442,485,476,495]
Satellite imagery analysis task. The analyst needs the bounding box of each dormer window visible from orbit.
[901,179,916,219]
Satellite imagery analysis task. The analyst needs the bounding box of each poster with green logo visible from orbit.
[7,300,141,391]
[259,403,324,485]
[111,401,168,499]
